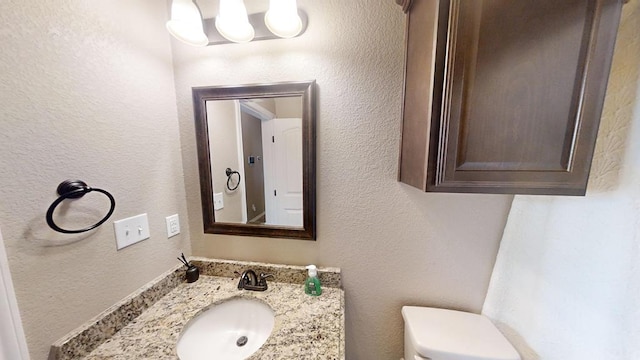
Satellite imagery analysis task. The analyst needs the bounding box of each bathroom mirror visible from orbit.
[193,81,316,240]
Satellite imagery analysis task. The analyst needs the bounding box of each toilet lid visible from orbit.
[402,307,521,360]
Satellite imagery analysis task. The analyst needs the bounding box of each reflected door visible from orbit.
[263,118,303,227]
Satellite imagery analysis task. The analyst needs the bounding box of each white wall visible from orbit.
[483,2,640,359]
[173,1,514,358]
[0,1,190,358]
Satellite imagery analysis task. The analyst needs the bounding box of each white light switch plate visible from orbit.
[213,192,224,210]
[166,214,180,238]
[113,213,150,250]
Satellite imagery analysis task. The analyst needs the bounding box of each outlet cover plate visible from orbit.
[113,213,150,250]
[213,192,224,210]
[166,214,180,238]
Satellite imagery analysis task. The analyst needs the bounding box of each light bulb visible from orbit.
[166,0,209,47]
[215,0,255,43]
[264,0,303,38]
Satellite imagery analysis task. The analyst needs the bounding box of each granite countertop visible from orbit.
[50,258,344,360]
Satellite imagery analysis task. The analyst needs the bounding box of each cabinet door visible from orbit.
[399,0,623,195]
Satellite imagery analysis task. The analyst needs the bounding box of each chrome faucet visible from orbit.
[238,270,258,289]
[237,269,275,291]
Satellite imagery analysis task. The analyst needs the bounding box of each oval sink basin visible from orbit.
[176,298,275,360]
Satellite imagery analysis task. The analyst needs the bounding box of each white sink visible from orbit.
[176,298,275,360]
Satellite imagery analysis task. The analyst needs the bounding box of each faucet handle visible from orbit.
[258,273,275,286]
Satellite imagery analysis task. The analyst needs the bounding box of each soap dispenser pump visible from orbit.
[304,265,322,296]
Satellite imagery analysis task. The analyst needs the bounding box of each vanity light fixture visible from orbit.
[166,0,209,47]
[215,0,255,43]
[264,0,303,38]
[166,0,308,46]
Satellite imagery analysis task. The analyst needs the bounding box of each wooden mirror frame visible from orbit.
[192,80,316,240]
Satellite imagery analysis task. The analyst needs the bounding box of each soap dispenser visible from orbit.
[304,265,322,296]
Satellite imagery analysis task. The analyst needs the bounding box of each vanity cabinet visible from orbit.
[398,0,623,195]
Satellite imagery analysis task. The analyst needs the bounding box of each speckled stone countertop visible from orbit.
[50,258,344,360]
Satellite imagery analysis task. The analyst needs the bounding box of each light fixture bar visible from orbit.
[202,11,308,45]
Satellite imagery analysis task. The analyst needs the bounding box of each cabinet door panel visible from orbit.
[431,0,622,195]
[454,0,588,172]
[399,0,623,195]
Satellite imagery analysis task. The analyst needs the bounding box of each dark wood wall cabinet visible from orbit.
[397,0,624,195]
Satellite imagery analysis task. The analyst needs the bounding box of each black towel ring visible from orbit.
[46,180,116,234]
[225,168,241,191]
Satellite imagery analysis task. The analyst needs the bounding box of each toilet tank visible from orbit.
[404,322,430,360]
[402,306,521,360]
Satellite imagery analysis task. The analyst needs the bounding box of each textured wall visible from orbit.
[207,100,244,222]
[275,96,303,118]
[0,1,191,359]
[483,2,640,359]
[173,0,513,358]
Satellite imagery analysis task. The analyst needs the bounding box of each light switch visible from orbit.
[166,214,180,238]
[113,213,150,250]
[214,192,224,210]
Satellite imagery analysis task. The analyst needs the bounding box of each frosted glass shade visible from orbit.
[264,0,303,38]
[166,0,209,46]
[215,0,255,43]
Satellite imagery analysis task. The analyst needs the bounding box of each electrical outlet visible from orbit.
[166,214,180,238]
[113,213,150,250]
[213,192,224,210]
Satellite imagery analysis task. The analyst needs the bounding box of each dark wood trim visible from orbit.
[398,0,449,190]
[426,0,454,191]
[192,80,316,240]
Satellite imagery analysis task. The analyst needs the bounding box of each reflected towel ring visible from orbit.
[46,180,116,234]
[225,168,241,191]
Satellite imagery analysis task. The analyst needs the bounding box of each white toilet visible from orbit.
[402,306,521,360]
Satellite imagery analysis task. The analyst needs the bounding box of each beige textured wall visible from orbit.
[0,1,190,359]
[483,2,640,359]
[207,100,244,222]
[252,98,277,114]
[173,0,513,358]
[275,96,303,118]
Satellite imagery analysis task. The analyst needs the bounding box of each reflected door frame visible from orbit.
[234,100,248,224]
[241,100,275,224]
